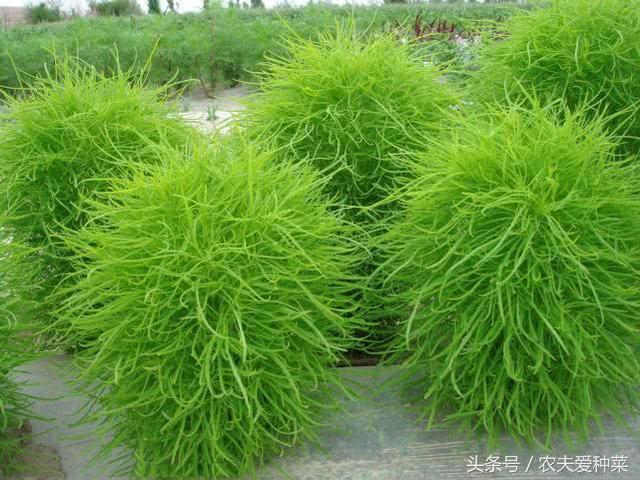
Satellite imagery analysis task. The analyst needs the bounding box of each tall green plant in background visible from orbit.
[59,141,361,477]
[380,103,640,445]
[241,24,458,223]
[26,1,63,24]
[472,0,640,151]
[0,55,195,338]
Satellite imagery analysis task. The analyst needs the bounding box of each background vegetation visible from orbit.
[25,1,63,24]
[90,0,144,17]
[0,3,524,92]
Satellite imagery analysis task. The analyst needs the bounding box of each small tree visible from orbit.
[147,0,160,14]
[94,0,142,16]
[250,0,264,7]
[26,1,62,24]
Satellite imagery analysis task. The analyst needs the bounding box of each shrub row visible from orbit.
[1,0,639,476]
[0,55,364,477]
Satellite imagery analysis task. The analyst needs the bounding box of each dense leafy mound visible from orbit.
[380,104,640,445]
[0,314,34,475]
[472,0,640,150]
[0,56,194,333]
[241,25,458,222]
[60,142,361,477]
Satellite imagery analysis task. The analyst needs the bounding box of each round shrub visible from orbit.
[380,104,640,445]
[241,25,458,222]
[0,315,33,475]
[0,56,194,331]
[472,0,640,151]
[60,142,361,477]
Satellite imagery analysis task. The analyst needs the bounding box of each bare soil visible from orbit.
[4,421,65,480]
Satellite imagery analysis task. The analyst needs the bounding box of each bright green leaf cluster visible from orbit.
[59,141,362,477]
[380,104,640,445]
[241,24,458,222]
[472,0,640,151]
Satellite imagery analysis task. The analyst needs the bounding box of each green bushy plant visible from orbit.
[59,141,361,477]
[472,0,640,150]
[0,56,194,335]
[241,24,458,222]
[380,103,640,445]
[90,0,143,17]
[0,315,34,475]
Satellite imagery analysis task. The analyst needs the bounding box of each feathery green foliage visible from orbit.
[0,56,194,335]
[380,103,640,445]
[472,0,640,150]
[59,142,361,477]
[0,313,34,475]
[241,24,458,223]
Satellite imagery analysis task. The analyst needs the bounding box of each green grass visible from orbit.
[471,0,640,151]
[241,24,458,224]
[58,140,362,477]
[0,3,525,92]
[0,313,34,475]
[0,56,195,339]
[379,102,640,446]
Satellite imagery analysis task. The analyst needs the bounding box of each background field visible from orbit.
[0,3,526,93]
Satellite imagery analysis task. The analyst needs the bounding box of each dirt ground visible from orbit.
[178,84,251,134]
[2,420,64,480]
[10,354,129,480]
[10,440,65,480]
